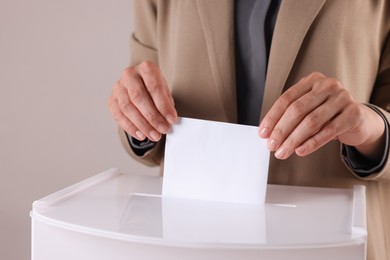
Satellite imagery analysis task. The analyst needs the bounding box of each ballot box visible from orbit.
[31,168,367,260]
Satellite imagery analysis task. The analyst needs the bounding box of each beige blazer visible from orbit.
[121,0,390,258]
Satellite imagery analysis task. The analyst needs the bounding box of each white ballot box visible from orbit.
[31,168,367,260]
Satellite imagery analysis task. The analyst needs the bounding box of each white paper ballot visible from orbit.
[163,117,270,205]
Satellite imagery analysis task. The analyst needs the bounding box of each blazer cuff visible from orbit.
[342,104,389,177]
[127,133,157,156]
[119,128,164,167]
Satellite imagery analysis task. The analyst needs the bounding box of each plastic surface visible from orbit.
[31,168,367,260]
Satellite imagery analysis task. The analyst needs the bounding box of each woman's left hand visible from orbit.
[258,72,385,160]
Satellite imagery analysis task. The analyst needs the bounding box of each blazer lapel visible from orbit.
[261,0,327,119]
[196,0,237,123]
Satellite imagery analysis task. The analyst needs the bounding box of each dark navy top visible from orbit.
[234,0,280,126]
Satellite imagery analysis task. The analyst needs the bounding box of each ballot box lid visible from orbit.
[31,168,366,249]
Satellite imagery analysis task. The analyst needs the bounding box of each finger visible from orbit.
[274,78,356,159]
[136,61,178,124]
[258,74,321,139]
[273,101,341,159]
[108,95,146,141]
[284,101,356,158]
[114,81,163,141]
[291,86,357,157]
[120,71,170,136]
[294,115,347,157]
[266,90,328,152]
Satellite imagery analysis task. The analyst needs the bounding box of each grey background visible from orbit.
[0,0,158,259]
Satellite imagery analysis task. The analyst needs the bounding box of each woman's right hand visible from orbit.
[108,61,177,142]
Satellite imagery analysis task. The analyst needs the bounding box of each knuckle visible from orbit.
[138,60,156,72]
[333,89,354,109]
[271,127,286,140]
[325,126,337,138]
[278,94,293,109]
[311,128,335,151]
[326,78,343,91]
[285,138,299,151]
[156,103,172,115]
[340,90,354,102]
[112,81,122,93]
[144,110,159,124]
[118,99,132,112]
[309,72,325,79]
[128,89,143,103]
[146,78,160,93]
[260,115,279,133]
[320,125,336,142]
[337,93,351,107]
[304,113,320,130]
[289,100,306,116]
[121,67,136,80]
[263,117,277,128]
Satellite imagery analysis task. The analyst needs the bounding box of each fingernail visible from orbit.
[259,127,269,138]
[166,114,176,125]
[149,130,161,142]
[275,147,286,159]
[158,124,169,134]
[267,139,278,151]
[136,131,145,140]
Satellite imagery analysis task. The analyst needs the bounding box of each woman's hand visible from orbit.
[259,72,385,161]
[108,61,177,142]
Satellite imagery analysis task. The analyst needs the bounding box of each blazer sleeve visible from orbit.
[119,0,165,167]
[347,30,390,181]
[130,0,158,66]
